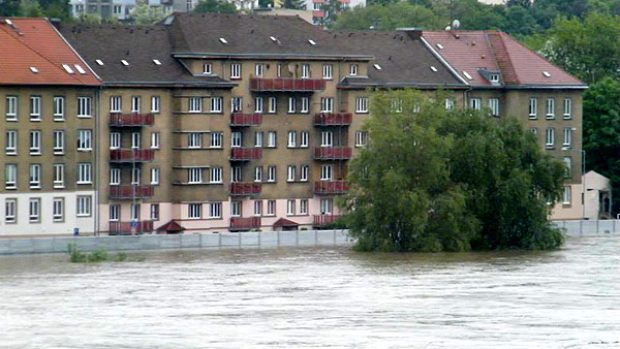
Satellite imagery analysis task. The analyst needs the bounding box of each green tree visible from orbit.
[39,0,71,20]
[0,0,21,16]
[131,1,168,24]
[20,0,44,17]
[343,89,565,252]
[194,0,238,13]
[333,3,443,30]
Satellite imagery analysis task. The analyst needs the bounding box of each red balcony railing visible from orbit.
[230,182,262,196]
[230,217,262,231]
[313,215,342,227]
[312,10,325,17]
[314,180,349,195]
[109,113,154,127]
[250,78,326,92]
[314,147,352,160]
[314,112,352,126]
[230,147,262,161]
[230,113,262,126]
[109,220,154,235]
[110,149,155,162]
[109,185,154,199]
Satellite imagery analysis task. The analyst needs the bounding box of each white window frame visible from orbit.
[77,129,93,151]
[210,132,223,148]
[320,165,333,181]
[562,186,572,205]
[545,128,555,148]
[30,130,41,155]
[231,132,242,148]
[254,166,262,182]
[30,96,41,121]
[77,163,92,184]
[151,132,160,149]
[131,96,141,113]
[109,205,120,222]
[253,200,262,216]
[287,131,297,148]
[76,195,92,217]
[53,163,65,189]
[189,97,202,113]
[254,131,263,148]
[29,164,41,189]
[563,98,572,119]
[255,63,265,77]
[188,168,203,184]
[287,165,296,182]
[6,96,18,121]
[266,200,275,216]
[29,198,41,223]
[349,64,358,76]
[355,130,368,147]
[53,130,65,155]
[546,98,555,118]
[53,198,64,222]
[208,202,222,218]
[268,97,277,113]
[321,131,333,147]
[300,131,309,148]
[300,165,309,182]
[286,199,296,216]
[529,97,538,118]
[109,168,121,185]
[254,97,264,113]
[300,199,308,215]
[210,167,223,184]
[355,97,368,113]
[53,96,65,121]
[188,133,203,149]
[322,64,333,79]
[151,96,160,113]
[5,164,17,189]
[287,97,296,113]
[267,166,276,182]
[210,97,223,113]
[110,132,121,149]
[231,63,241,79]
[301,97,310,113]
[5,130,17,155]
[469,98,481,110]
[267,131,277,148]
[188,203,202,219]
[301,64,311,79]
[110,96,122,112]
[5,199,17,223]
[563,127,572,147]
[150,168,160,185]
[77,96,92,117]
[320,97,334,113]
[488,98,500,117]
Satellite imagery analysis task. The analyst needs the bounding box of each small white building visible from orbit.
[550,171,612,220]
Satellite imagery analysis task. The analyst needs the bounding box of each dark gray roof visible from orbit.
[332,30,467,89]
[59,24,235,87]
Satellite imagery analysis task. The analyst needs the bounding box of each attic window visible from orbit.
[121,60,129,66]
[308,39,316,46]
[219,37,228,44]
[62,64,75,74]
[430,66,438,72]
[463,71,473,80]
[30,66,39,74]
[95,59,104,66]
[543,71,551,78]
[436,43,444,50]
[74,64,86,74]
[153,59,162,65]
[489,73,500,82]
[373,64,382,70]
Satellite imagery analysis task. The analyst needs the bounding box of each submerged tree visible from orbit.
[343,90,565,252]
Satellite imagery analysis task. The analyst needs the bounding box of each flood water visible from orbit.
[1,236,619,348]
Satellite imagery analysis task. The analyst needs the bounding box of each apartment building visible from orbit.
[0,18,100,235]
[69,0,178,20]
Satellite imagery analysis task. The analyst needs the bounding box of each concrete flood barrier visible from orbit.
[551,219,620,237]
[0,229,354,256]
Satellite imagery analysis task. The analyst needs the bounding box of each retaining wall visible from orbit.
[552,219,620,237]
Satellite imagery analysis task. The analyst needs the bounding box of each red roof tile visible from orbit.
[0,18,99,86]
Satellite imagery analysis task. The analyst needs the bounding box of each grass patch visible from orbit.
[67,244,137,263]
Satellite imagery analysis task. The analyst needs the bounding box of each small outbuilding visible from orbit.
[156,220,186,234]
[272,218,299,231]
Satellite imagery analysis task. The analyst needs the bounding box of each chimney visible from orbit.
[396,27,422,40]
[49,18,62,30]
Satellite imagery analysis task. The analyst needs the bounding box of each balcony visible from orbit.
[230,147,262,161]
[230,217,261,231]
[314,147,352,160]
[109,185,155,200]
[314,180,348,195]
[109,113,154,127]
[313,215,342,228]
[110,149,155,163]
[314,112,352,126]
[109,220,154,235]
[230,113,262,126]
[250,78,326,92]
[230,182,262,196]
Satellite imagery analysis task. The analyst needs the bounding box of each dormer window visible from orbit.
[489,73,500,83]
[203,63,212,75]
[349,64,358,76]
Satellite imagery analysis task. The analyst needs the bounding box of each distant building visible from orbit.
[69,0,183,20]
[254,8,314,24]
[304,0,366,25]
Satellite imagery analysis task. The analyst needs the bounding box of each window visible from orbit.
[321,131,333,147]
[320,198,333,215]
[188,133,202,149]
[255,63,265,77]
[445,98,455,111]
[545,128,555,148]
[29,164,41,188]
[231,97,242,112]
[210,167,223,183]
[129,132,140,150]
[77,163,92,184]
[546,98,555,118]
[5,130,17,155]
[254,200,262,216]
[254,131,263,147]
[30,96,41,120]
[5,164,16,189]
[355,131,368,147]
[254,166,263,182]
[254,97,264,113]
[210,132,223,148]
[30,130,41,154]
[109,168,120,185]
[320,97,333,112]
[267,131,277,148]
[300,131,309,148]
[77,97,92,117]
[563,98,572,118]
[5,199,16,223]
[53,130,65,154]
[267,97,277,113]
[150,204,160,221]
[6,96,17,120]
[300,199,308,215]
[110,132,121,149]
[322,64,333,79]
[563,157,572,178]
[266,200,275,216]
[300,165,309,182]
[231,201,241,217]
[110,96,122,112]
[231,63,241,79]
[130,204,140,221]
[53,164,64,188]
[320,165,332,180]
[150,168,160,185]
[469,98,481,110]
[203,63,212,74]
[287,131,297,148]
[530,127,538,135]
[189,97,202,113]
[131,96,141,113]
[562,186,572,205]
[231,166,242,183]
[77,130,92,151]
[488,98,500,117]
[287,200,296,216]
[563,128,572,147]
[287,165,296,182]
[188,203,202,219]
[391,98,403,113]
[29,198,40,222]
[529,97,538,118]
[287,97,296,113]
[109,205,120,221]
[210,97,223,113]
[349,64,358,76]
[301,97,309,113]
[208,202,222,218]
[188,168,202,184]
[131,167,141,185]
[53,97,65,120]
[356,97,368,113]
[77,195,92,217]
[151,96,160,113]
[301,64,310,79]
[231,132,242,148]
[267,165,277,182]
[151,132,160,149]
[52,198,64,222]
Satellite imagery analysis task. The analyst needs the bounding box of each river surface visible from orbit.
[1,236,619,348]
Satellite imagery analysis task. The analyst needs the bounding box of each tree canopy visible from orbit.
[343,90,566,252]
[194,0,238,14]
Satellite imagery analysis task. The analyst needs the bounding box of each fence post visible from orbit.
[277,230,280,247]
[296,230,299,246]
[596,220,600,234]
[258,230,261,248]
[580,220,583,235]
[614,220,617,233]
[333,230,337,246]
[238,232,241,248]
[218,233,222,249]
[315,230,318,246]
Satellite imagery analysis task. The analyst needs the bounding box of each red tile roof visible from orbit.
[423,30,585,88]
[0,18,99,86]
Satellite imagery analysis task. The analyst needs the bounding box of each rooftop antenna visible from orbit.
[452,19,460,29]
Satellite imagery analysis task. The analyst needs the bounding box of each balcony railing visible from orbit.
[109,185,155,199]
[230,217,262,231]
[314,112,352,126]
[109,113,154,127]
[230,182,262,196]
[314,147,352,160]
[110,149,155,163]
[230,113,262,126]
[230,147,262,161]
[109,220,154,235]
[314,180,348,195]
[313,215,342,227]
[250,78,326,92]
